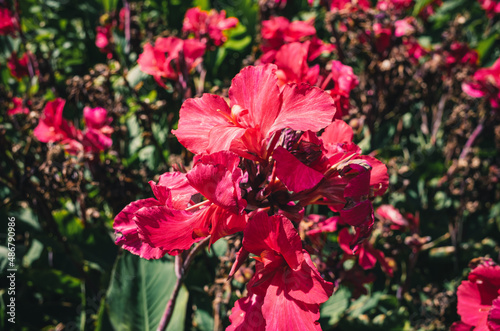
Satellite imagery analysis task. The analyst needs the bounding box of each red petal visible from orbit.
[227,293,266,331]
[261,283,322,331]
[281,252,334,305]
[269,83,335,135]
[157,172,198,209]
[113,198,166,260]
[488,297,500,330]
[135,205,204,255]
[173,93,233,154]
[228,64,282,137]
[450,322,474,331]
[456,280,494,327]
[188,151,246,214]
[321,119,354,144]
[357,155,389,197]
[273,146,324,192]
[243,212,303,269]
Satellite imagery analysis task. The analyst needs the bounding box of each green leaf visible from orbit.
[412,0,434,17]
[320,286,351,327]
[107,254,189,331]
[126,65,149,90]
[476,33,499,63]
[22,239,44,268]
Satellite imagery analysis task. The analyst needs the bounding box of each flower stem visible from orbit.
[157,236,211,331]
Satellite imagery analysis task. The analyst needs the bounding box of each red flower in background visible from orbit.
[82,106,114,152]
[137,36,206,87]
[338,227,393,276]
[7,52,30,80]
[182,7,238,46]
[329,0,371,11]
[228,212,333,330]
[260,16,317,63]
[0,7,16,36]
[478,0,500,18]
[34,99,113,155]
[173,64,336,161]
[7,97,29,116]
[324,61,359,118]
[96,24,113,59]
[445,42,479,68]
[462,57,500,109]
[274,42,320,87]
[376,0,413,12]
[33,99,80,145]
[452,262,500,330]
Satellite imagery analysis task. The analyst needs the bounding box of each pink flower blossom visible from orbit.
[7,97,29,116]
[228,212,333,330]
[82,106,114,152]
[260,17,317,63]
[338,227,393,276]
[114,151,248,258]
[452,262,500,330]
[0,7,16,36]
[182,7,238,46]
[462,57,500,109]
[33,98,80,145]
[96,24,113,59]
[137,36,206,87]
[274,42,320,86]
[478,0,500,18]
[394,18,415,37]
[329,0,371,11]
[376,0,413,12]
[7,52,30,80]
[173,64,336,161]
[375,204,409,230]
[323,60,359,118]
[445,42,479,68]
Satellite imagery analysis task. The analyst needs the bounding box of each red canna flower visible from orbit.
[478,0,500,18]
[260,16,317,63]
[325,61,359,118]
[274,42,320,87]
[0,7,16,36]
[228,212,333,330]
[173,64,336,161]
[462,57,500,109]
[338,227,393,276]
[329,0,371,11]
[445,42,479,69]
[7,52,30,80]
[96,24,114,59]
[33,98,80,145]
[182,7,238,46]
[7,97,29,116]
[375,204,409,230]
[82,106,113,152]
[137,36,206,87]
[452,262,500,330]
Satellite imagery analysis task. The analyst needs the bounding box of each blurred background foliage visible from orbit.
[0,0,499,330]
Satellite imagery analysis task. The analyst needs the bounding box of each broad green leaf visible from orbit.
[320,285,351,327]
[107,254,189,331]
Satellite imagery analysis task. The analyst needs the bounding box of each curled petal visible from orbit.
[113,198,166,260]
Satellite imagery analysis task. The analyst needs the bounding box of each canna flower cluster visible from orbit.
[34,98,113,155]
[452,259,500,330]
[182,7,238,46]
[137,36,206,88]
[114,64,388,329]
